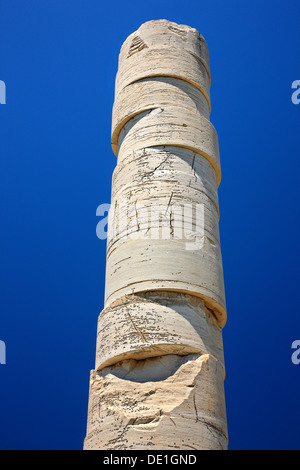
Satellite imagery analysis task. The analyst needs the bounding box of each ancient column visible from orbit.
[84,19,228,450]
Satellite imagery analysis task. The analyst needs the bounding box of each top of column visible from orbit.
[118,19,210,81]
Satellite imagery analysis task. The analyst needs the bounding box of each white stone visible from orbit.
[84,353,228,450]
[115,48,210,109]
[85,19,228,451]
[104,237,226,327]
[118,19,210,82]
[107,174,220,251]
[111,147,219,212]
[117,107,221,186]
[111,77,210,155]
[95,292,225,371]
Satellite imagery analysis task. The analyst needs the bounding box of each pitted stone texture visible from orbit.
[111,77,210,154]
[118,20,210,81]
[84,353,228,450]
[118,107,221,185]
[115,48,210,110]
[95,292,225,371]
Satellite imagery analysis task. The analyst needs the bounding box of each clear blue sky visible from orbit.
[0,0,299,450]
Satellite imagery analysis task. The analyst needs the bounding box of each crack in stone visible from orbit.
[141,156,170,179]
[134,202,140,231]
[125,307,148,342]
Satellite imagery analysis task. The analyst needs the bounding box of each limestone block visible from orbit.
[114,48,210,109]
[104,237,226,327]
[117,107,221,186]
[111,77,210,155]
[95,292,224,371]
[107,182,220,255]
[118,19,210,82]
[111,146,219,218]
[84,353,228,450]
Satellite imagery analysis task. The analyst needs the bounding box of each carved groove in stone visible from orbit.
[118,20,211,82]
[127,36,148,57]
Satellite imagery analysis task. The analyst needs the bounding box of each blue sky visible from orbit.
[0,0,299,450]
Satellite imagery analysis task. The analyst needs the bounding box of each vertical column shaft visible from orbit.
[84,20,228,450]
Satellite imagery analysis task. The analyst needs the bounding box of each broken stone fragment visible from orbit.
[84,353,228,450]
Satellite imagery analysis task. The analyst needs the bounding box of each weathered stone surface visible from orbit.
[115,48,210,108]
[118,107,221,185]
[84,353,228,450]
[104,237,226,327]
[85,19,228,451]
[95,292,225,371]
[111,77,210,155]
[118,19,210,82]
[105,145,226,326]
[108,176,220,251]
[111,146,219,213]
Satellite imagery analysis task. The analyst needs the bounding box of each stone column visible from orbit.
[84,19,228,450]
